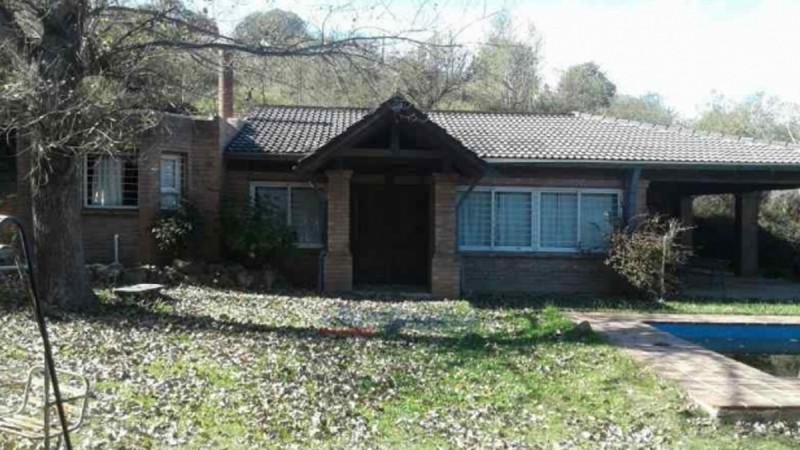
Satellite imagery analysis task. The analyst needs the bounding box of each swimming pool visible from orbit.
[649,322,800,354]
[649,322,800,377]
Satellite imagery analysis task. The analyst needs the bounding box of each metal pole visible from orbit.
[0,216,72,449]
[659,234,668,303]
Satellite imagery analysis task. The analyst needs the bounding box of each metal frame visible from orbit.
[249,181,324,249]
[0,215,75,449]
[456,186,623,253]
[82,154,139,210]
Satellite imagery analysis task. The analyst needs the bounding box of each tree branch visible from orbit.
[0,1,29,54]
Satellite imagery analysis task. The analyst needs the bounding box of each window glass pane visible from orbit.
[458,191,491,247]
[122,159,139,206]
[580,193,618,250]
[494,192,532,247]
[253,186,288,225]
[89,156,123,206]
[540,193,578,248]
[290,188,321,245]
[160,158,178,191]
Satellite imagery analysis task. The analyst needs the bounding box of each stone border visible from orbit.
[568,312,800,422]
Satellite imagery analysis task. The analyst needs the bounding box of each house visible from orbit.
[4,63,800,297]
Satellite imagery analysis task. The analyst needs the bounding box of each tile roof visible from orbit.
[225,104,800,166]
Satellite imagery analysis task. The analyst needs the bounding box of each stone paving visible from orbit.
[568,312,800,422]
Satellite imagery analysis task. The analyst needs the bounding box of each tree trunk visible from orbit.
[31,151,97,310]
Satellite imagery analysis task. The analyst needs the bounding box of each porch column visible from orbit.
[735,191,759,277]
[431,173,460,298]
[324,169,353,292]
[680,195,694,248]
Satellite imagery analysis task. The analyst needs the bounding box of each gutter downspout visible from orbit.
[625,167,642,229]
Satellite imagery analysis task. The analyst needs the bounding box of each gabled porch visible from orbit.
[294,96,485,297]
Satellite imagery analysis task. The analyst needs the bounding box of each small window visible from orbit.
[85,154,138,208]
[251,183,322,248]
[494,191,532,248]
[540,192,578,249]
[458,191,491,248]
[160,154,185,210]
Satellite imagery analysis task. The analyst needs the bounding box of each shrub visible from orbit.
[759,191,800,278]
[221,199,295,268]
[605,215,691,301]
[151,202,203,260]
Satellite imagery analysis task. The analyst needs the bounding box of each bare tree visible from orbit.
[394,33,474,110]
[0,0,440,309]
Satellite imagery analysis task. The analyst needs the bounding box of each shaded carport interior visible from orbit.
[645,166,800,277]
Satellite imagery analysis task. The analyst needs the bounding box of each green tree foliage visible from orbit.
[694,92,800,142]
[222,200,295,269]
[466,11,542,112]
[232,9,387,109]
[605,93,676,125]
[234,9,309,48]
[556,62,617,113]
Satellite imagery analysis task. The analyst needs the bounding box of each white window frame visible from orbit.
[249,181,323,249]
[458,186,622,253]
[83,154,138,210]
[160,154,183,210]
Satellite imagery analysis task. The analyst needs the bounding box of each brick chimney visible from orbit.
[218,50,234,119]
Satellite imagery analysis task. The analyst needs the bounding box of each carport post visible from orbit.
[680,196,694,248]
[735,191,760,277]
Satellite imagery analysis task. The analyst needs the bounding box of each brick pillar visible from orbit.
[324,170,353,293]
[735,192,759,277]
[192,118,222,260]
[218,50,234,120]
[680,195,694,248]
[431,173,460,298]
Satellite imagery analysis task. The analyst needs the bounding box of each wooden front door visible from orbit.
[352,183,430,287]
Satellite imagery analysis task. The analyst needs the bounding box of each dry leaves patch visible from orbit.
[1,286,799,449]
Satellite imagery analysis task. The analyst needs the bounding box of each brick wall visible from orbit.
[47,114,220,266]
[323,170,353,292]
[82,211,140,265]
[461,253,622,294]
[136,115,222,264]
[431,173,460,298]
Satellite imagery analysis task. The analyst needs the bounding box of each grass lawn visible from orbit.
[1,287,799,449]
[470,294,800,316]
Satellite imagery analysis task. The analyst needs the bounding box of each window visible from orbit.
[458,191,491,248]
[495,192,532,248]
[84,154,138,208]
[540,193,578,249]
[250,183,322,248]
[580,193,619,251]
[458,187,620,252]
[160,154,185,210]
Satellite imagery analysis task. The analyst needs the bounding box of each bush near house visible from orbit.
[605,215,691,301]
[221,200,295,269]
[151,202,203,261]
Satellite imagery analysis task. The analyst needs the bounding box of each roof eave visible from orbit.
[484,158,800,171]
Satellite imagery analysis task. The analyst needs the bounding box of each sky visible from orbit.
[208,0,800,118]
